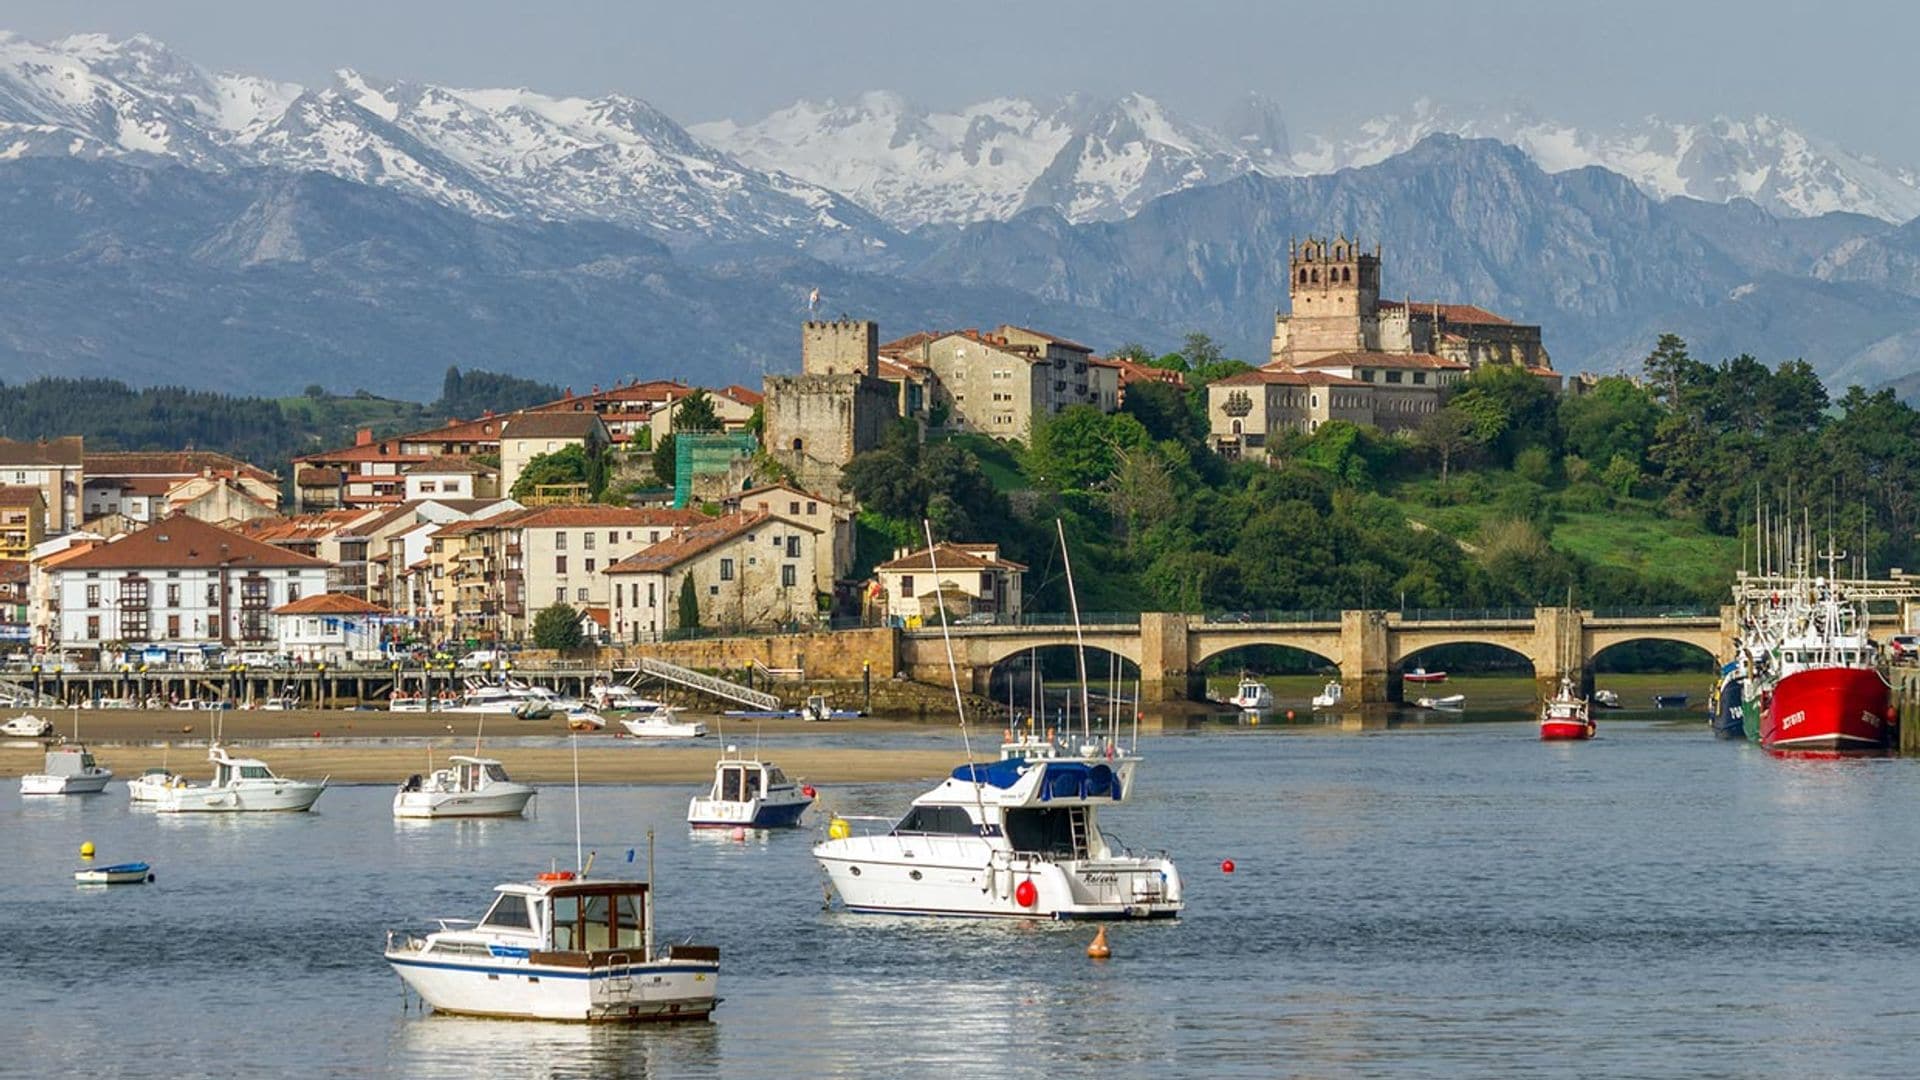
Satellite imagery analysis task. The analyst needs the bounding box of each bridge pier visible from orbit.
[1138,612,1199,703]
[1341,610,1391,705]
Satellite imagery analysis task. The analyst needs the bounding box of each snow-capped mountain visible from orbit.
[1292,100,1920,224]
[694,91,1279,228]
[0,31,889,250]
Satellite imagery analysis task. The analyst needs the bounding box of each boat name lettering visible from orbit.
[1779,710,1806,730]
[487,945,531,959]
[1081,872,1120,885]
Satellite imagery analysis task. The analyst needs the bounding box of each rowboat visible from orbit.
[75,862,152,885]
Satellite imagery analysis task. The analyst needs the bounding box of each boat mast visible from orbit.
[1055,519,1094,745]
[922,521,989,821]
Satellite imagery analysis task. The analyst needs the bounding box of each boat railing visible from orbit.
[828,814,897,838]
[385,929,430,954]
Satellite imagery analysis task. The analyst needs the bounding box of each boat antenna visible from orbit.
[1055,518,1094,745]
[923,520,990,822]
[570,732,585,875]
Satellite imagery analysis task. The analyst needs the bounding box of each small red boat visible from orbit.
[1404,667,1448,684]
[1539,677,1594,741]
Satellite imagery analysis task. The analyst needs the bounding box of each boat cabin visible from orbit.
[454,880,661,960]
[41,746,101,776]
[209,747,280,786]
[709,760,789,803]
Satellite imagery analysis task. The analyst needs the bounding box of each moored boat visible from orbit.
[1538,676,1595,740]
[1591,689,1621,709]
[1708,663,1745,739]
[154,744,327,813]
[1227,676,1272,712]
[21,743,114,795]
[1404,667,1448,684]
[127,766,187,802]
[75,862,152,885]
[1,713,53,738]
[1652,693,1690,709]
[620,714,708,739]
[385,873,719,1023]
[394,755,536,819]
[686,747,812,828]
[1414,694,1465,712]
[1311,680,1344,709]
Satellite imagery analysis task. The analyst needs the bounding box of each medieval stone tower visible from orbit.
[764,320,896,496]
[1270,235,1383,366]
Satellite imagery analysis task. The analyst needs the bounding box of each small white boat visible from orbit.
[687,748,812,828]
[385,873,720,1022]
[591,683,679,718]
[801,694,835,723]
[79,697,139,711]
[21,743,114,795]
[390,694,428,713]
[1311,680,1344,710]
[1227,676,1273,711]
[154,744,327,813]
[394,755,536,819]
[1592,689,1622,709]
[561,705,607,731]
[75,862,152,885]
[1,714,53,738]
[127,766,188,802]
[620,715,708,739]
[260,693,300,711]
[1415,694,1466,713]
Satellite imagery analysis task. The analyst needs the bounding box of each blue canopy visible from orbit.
[1038,762,1122,802]
[951,759,1026,789]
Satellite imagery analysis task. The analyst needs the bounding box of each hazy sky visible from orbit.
[11,0,1917,161]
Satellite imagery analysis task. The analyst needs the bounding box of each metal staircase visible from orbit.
[629,657,779,711]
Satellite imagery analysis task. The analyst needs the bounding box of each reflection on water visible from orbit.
[6,722,1920,1077]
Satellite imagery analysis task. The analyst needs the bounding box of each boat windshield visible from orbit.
[484,764,510,783]
[552,892,646,951]
[766,767,788,787]
[893,805,979,836]
[481,893,534,931]
[238,765,274,780]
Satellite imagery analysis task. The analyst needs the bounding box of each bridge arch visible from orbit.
[1387,633,1539,671]
[1587,635,1719,673]
[984,642,1141,723]
[1191,634,1344,670]
[1584,627,1726,667]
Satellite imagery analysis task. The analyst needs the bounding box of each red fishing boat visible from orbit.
[1538,677,1595,741]
[1745,570,1895,754]
[1403,667,1448,684]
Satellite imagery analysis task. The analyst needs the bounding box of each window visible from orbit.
[555,556,568,574]
[206,582,218,606]
[1413,372,1427,385]
[894,805,978,836]
[85,584,100,606]
[86,615,100,639]
[608,531,618,544]
[481,894,533,930]
[555,532,567,551]
[1385,370,1403,384]
[647,583,655,605]
[287,583,301,603]
[419,481,436,493]
[583,532,595,551]
[555,587,566,603]
[648,530,660,544]
[719,558,735,582]
[166,583,180,607]
[577,588,588,602]
[781,565,796,588]
[901,575,914,596]
[166,615,180,639]
[786,537,801,558]
[806,501,817,514]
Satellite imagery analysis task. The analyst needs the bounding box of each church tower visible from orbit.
[1270,235,1382,366]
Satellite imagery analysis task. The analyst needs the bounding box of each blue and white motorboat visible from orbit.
[75,862,151,885]
[687,748,813,829]
[385,872,719,1023]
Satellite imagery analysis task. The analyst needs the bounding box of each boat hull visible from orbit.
[76,863,150,885]
[1538,719,1595,741]
[620,719,708,739]
[814,836,1182,920]
[21,771,112,795]
[1760,666,1893,753]
[393,788,535,819]
[156,782,326,813]
[687,793,811,829]
[386,954,717,1023]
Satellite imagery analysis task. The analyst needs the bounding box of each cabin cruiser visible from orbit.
[385,874,719,1023]
[1227,677,1272,711]
[21,744,114,795]
[1404,667,1448,684]
[814,742,1182,920]
[390,693,428,713]
[620,714,708,739]
[153,744,327,813]
[1539,676,1595,741]
[1311,680,1344,709]
[1,714,53,738]
[561,704,607,731]
[394,755,535,819]
[1592,689,1622,709]
[687,749,812,828]
[127,766,187,802]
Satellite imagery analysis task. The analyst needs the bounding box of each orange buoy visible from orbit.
[1086,925,1111,960]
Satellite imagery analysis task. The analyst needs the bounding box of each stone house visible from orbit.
[83,451,279,524]
[293,416,507,511]
[870,542,1026,625]
[1207,368,1373,459]
[403,459,500,501]
[879,327,1102,442]
[731,482,856,587]
[605,511,822,641]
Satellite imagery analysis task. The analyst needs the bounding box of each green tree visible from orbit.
[1560,376,1658,467]
[675,574,701,631]
[530,603,583,651]
[1122,379,1203,447]
[510,444,592,498]
[1182,332,1224,370]
[1022,406,1151,492]
[652,434,678,488]
[1108,342,1154,363]
[1602,453,1641,497]
[672,389,722,434]
[1415,405,1477,483]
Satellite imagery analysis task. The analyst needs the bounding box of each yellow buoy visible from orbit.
[827,817,851,841]
[1087,925,1111,960]
[79,841,95,859]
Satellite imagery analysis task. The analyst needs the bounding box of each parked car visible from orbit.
[953,612,999,627]
[236,651,289,669]
[458,649,503,669]
[1890,634,1920,664]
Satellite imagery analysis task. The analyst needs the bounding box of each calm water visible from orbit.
[5,718,1919,1078]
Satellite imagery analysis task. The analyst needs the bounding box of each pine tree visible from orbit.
[676,574,701,631]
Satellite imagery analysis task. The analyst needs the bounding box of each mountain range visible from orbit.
[5,30,1920,401]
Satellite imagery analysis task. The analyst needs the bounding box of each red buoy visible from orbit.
[1221,859,1236,874]
[801,785,817,799]
[1014,879,1038,907]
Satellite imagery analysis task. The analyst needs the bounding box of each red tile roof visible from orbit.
[0,436,82,467]
[997,325,1094,353]
[0,485,46,506]
[1215,368,1368,388]
[1377,300,1515,326]
[0,560,28,584]
[54,516,330,572]
[501,413,607,440]
[85,451,276,483]
[509,506,709,530]
[274,592,389,616]
[606,512,771,573]
[875,543,1027,573]
[1289,351,1469,371]
[719,385,763,407]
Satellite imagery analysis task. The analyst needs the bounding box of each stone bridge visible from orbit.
[901,608,1758,703]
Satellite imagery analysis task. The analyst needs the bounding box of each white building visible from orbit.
[871,543,1026,624]
[606,512,822,641]
[46,515,331,654]
[274,593,391,663]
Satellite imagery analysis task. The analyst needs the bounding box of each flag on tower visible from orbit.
[807,287,821,313]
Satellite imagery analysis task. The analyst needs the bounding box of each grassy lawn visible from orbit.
[275,395,433,435]
[932,432,1029,492]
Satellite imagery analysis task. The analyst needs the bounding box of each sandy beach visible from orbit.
[0,707,967,783]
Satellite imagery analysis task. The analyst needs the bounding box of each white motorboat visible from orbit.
[2,714,53,738]
[815,741,1182,920]
[620,715,708,739]
[390,694,428,713]
[1592,689,1622,709]
[1415,694,1466,713]
[21,743,114,795]
[76,862,152,885]
[79,697,138,710]
[154,744,327,813]
[1311,680,1344,709]
[127,766,187,802]
[1227,676,1273,711]
[561,705,606,731]
[260,693,300,711]
[687,748,812,828]
[385,873,719,1023]
[590,683,679,718]
[394,755,535,819]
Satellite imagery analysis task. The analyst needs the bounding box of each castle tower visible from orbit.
[765,319,897,495]
[801,320,879,377]
[1270,235,1382,366]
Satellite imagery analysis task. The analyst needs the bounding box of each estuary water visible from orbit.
[5,717,1920,1078]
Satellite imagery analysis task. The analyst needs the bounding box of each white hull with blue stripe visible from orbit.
[386,874,718,1023]
[686,750,813,829]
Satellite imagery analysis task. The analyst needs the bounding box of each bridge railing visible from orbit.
[1395,607,1537,623]
[1200,610,1343,626]
[1586,605,1720,619]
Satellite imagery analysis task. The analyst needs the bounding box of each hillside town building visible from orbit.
[870,543,1026,625]
[762,320,899,496]
[0,436,83,534]
[0,486,48,561]
[498,412,611,499]
[877,325,1114,441]
[82,451,279,526]
[273,592,392,664]
[606,511,823,641]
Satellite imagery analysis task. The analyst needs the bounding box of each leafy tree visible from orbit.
[1602,453,1641,497]
[652,434,678,488]
[1560,376,1658,467]
[1415,405,1477,483]
[1022,406,1151,492]
[303,384,327,399]
[433,366,562,418]
[1121,380,1203,447]
[676,574,701,631]
[1182,332,1224,370]
[530,603,583,651]
[672,389,722,434]
[1108,342,1154,363]
[511,444,600,499]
